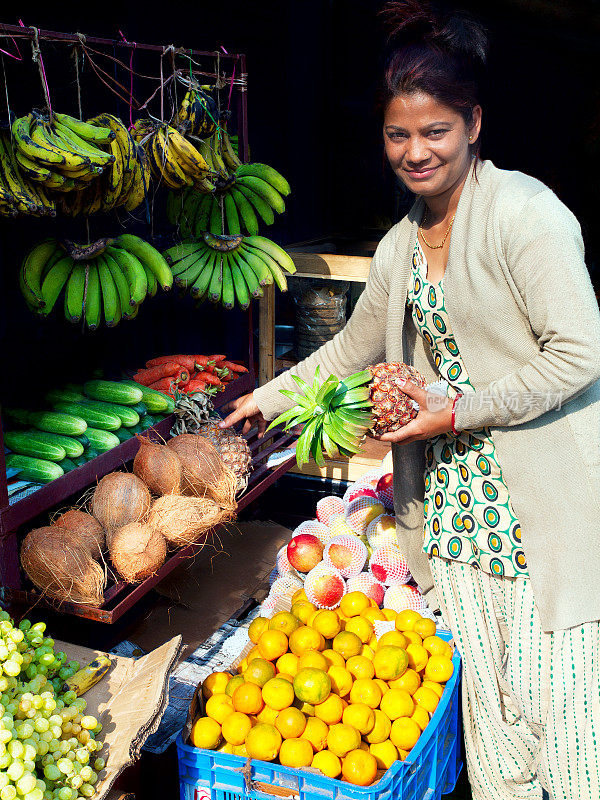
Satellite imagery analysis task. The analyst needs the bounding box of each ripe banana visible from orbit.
[62,655,112,697]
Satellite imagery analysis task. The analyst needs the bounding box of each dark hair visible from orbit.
[380,1,488,158]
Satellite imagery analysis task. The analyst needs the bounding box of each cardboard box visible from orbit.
[55,635,183,800]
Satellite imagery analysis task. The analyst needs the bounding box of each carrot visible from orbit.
[148,378,177,395]
[196,371,224,387]
[146,355,198,371]
[221,360,248,373]
[185,379,208,394]
[133,361,190,386]
[207,354,226,363]
[215,367,234,382]
[194,355,217,367]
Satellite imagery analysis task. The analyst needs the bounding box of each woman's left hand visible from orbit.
[373,379,454,445]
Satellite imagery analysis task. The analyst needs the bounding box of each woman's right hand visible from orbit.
[219,391,268,437]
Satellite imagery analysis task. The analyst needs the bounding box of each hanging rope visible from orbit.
[30,27,52,115]
[73,34,86,121]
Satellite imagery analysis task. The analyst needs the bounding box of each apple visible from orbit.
[324,535,367,578]
[347,573,386,606]
[287,533,324,573]
[376,473,394,509]
[304,565,346,609]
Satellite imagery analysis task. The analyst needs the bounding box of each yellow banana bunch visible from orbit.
[134,119,213,191]
[174,86,219,138]
[0,131,56,217]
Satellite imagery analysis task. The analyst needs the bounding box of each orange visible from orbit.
[381,608,397,622]
[422,680,444,699]
[403,630,423,647]
[292,588,308,604]
[289,626,325,656]
[244,658,276,687]
[262,677,295,710]
[413,617,436,639]
[327,666,353,698]
[311,750,341,778]
[341,749,378,786]
[221,711,253,745]
[369,597,378,607]
[411,705,430,732]
[424,655,454,683]
[275,707,307,739]
[389,668,421,695]
[360,645,376,661]
[278,673,294,683]
[406,644,429,673]
[258,630,289,661]
[390,717,421,750]
[369,739,398,770]
[279,737,314,767]
[298,650,329,672]
[413,686,439,713]
[296,701,315,717]
[217,742,235,754]
[340,591,371,618]
[364,709,392,744]
[301,717,329,752]
[322,649,345,668]
[332,631,362,660]
[307,609,321,628]
[205,693,234,724]
[373,645,409,681]
[380,689,415,721]
[276,653,299,676]
[314,693,344,724]
[293,668,331,705]
[291,601,317,625]
[374,678,389,696]
[361,607,386,624]
[326,723,361,758]
[377,630,408,650]
[233,683,264,715]
[349,678,382,709]
[312,610,342,638]
[248,617,269,645]
[395,609,422,632]
[202,671,231,699]
[256,705,279,725]
[268,612,300,636]
[346,655,375,680]
[342,703,375,735]
[233,743,248,756]
[225,675,245,697]
[237,658,248,674]
[344,616,374,645]
[422,635,450,656]
[191,716,221,749]
[246,646,263,664]
[245,723,282,762]
[398,748,409,761]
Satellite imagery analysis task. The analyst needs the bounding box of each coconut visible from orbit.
[21,526,105,605]
[166,434,237,507]
[133,436,182,496]
[53,509,105,558]
[91,472,151,532]
[147,494,233,548]
[108,522,167,582]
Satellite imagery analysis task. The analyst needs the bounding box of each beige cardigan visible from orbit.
[255,158,600,632]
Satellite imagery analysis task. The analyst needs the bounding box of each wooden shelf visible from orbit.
[288,252,371,282]
[289,437,391,483]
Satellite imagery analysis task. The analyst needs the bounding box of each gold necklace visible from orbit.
[419,208,456,250]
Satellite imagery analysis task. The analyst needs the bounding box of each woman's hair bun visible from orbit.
[381,0,488,67]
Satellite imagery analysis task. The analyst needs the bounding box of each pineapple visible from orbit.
[269,363,426,467]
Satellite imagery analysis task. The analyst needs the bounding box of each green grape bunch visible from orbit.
[0,611,106,800]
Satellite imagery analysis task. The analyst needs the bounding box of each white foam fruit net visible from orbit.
[369,545,410,586]
[316,495,345,526]
[346,573,386,606]
[383,584,427,613]
[304,564,347,610]
[323,534,367,578]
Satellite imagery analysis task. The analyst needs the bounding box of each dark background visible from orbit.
[0,0,598,392]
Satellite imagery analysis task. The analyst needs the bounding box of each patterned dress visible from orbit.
[406,239,528,578]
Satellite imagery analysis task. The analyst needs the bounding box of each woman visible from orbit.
[221,3,600,798]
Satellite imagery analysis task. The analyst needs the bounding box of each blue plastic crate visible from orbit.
[177,632,462,800]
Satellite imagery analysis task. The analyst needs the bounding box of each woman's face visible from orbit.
[383,91,481,198]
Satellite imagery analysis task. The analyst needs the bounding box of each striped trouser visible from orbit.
[429,556,600,800]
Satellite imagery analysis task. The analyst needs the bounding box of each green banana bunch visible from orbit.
[163,232,296,310]
[0,132,56,217]
[166,162,290,237]
[20,234,172,328]
[174,86,219,138]
[11,112,115,192]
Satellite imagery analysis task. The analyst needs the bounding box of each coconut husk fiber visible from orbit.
[91,472,151,532]
[108,522,167,583]
[133,436,182,496]
[166,434,237,508]
[53,509,105,559]
[21,526,106,605]
[147,494,235,549]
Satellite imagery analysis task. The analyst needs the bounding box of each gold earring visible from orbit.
[469,136,473,141]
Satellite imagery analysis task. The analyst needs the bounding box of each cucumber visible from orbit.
[5,454,64,483]
[131,402,148,418]
[84,427,121,453]
[80,399,139,428]
[83,380,143,406]
[119,380,172,413]
[115,428,135,443]
[84,448,99,461]
[4,409,88,437]
[75,434,90,449]
[4,431,66,462]
[142,415,159,428]
[23,431,84,459]
[45,387,85,404]
[72,455,87,467]
[129,422,146,435]
[52,402,121,432]
[59,458,77,473]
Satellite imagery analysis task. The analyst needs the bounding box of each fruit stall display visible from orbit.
[0,24,298,624]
